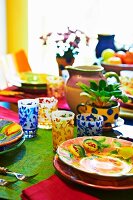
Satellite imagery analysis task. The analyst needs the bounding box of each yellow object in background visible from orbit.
[101,48,115,61]
[6,0,28,54]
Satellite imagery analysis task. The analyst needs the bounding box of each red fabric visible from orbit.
[0,106,19,122]
[21,175,99,200]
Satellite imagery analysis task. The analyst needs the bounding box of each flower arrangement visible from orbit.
[40,27,89,61]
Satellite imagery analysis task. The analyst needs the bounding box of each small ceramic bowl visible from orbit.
[76,113,103,137]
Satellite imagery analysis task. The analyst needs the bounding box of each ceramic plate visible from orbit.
[0,119,23,147]
[54,155,133,190]
[0,136,25,155]
[120,101,133,110]
[57,136,133,179]
[17,85,47,94]
[0,91,24,96]
[18,72,48,86]
[11,72,48,94]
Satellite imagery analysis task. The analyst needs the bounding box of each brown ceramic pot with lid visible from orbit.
[65,65,119,114]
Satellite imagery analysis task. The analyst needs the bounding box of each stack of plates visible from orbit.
[0,119,25,155]
[11,72,48,94]
[54,136,133,190]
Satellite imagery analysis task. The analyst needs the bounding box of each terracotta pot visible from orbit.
[56,57,74,76]
[65,65,120,115]
[77,101,120,127]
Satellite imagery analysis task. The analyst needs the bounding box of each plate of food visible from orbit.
[0,119,23,147]
[57,136,133,179]
[54,155,133,190]
[120,70,133,97]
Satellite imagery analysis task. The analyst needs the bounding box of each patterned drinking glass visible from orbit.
[36,97,58,129]
[52,110,75,151]
[18,99,39,139]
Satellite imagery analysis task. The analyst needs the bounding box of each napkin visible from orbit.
[0,106,19,122]
[21,175,99,200]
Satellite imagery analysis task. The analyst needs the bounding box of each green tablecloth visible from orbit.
[0,128,56,199]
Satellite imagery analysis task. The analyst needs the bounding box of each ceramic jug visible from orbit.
[95,34,116,58]
[65,65,119,114]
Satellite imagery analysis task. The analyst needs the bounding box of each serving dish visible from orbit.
[101,62,133,75]
[0,119,23,147]
[57,136,133,179]
[54,155,133,190]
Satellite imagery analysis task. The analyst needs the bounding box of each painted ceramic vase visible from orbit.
[95,34,116,58]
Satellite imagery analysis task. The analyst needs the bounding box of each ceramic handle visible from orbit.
[104,72,120,82]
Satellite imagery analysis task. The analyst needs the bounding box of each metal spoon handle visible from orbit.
[0,167,25,180]
[6,171,25,180]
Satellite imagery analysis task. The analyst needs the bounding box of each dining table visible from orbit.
[0,104,133,200]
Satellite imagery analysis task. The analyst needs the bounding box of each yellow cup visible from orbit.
[52,110,75,151]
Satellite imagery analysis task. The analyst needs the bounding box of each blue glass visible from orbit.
[18,99,38,139]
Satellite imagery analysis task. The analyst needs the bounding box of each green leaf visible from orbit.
[100,96,110,102]
[121,95,129,102]
[97,137,106,143]
[99,80,106,90]
[109,150,118,155]
[101,143,111,148]
[89,89,100,97]
[113,140,122,147]
[90,80,98,90]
